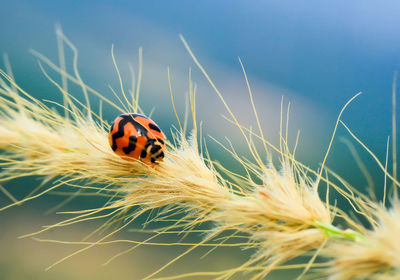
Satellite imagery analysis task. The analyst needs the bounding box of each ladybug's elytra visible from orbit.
[108,113,166,164]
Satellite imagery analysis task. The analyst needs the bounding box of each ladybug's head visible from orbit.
[145,139,165,164]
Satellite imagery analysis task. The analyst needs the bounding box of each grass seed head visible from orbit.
[325,203,400,280]
[1,34,396,279]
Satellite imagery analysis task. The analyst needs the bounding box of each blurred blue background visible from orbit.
[0,1,398,164]
[1,1,400,279]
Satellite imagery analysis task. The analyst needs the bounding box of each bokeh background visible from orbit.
[1,1,400,279]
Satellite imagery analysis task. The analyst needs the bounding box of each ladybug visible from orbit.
[108,113,166,164]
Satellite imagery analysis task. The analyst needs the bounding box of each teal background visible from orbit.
[1,1,400,279]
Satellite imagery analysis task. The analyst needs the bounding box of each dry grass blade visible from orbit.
[1,32,398,280]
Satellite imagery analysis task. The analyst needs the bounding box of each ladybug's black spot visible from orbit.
[111,114,149,152]
[144,140,152,150]
[150,145,162,155]
[155,151,164,159]
[122,136,137,154]
[148,123,162,133]
[125,114,149,137]
[110,114,166,162]
[111,118,129,151]
[109,121,115,132]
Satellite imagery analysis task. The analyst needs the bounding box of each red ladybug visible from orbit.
[108,113,166,164]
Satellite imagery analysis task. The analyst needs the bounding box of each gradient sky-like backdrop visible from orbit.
[1,2,400,279]
[1,0,400,200]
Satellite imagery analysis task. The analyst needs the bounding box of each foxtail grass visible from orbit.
[0,30,399,279]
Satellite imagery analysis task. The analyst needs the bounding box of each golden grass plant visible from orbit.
[0,29,399,279]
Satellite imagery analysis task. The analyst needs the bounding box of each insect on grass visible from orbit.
[0,28,399,280]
